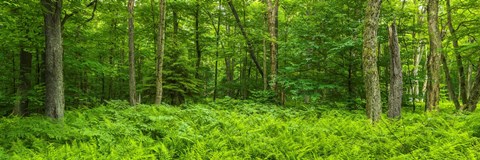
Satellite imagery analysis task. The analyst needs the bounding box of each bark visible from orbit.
[42,0,65,119]
[466,63,480,111]
[426,0,441,111]
[421,48,428,101]
[388,21,402,118]
[362,0,382,122]
[267,0,279,91]
[155,0,166,105]
[227,0,264,78]
[214,0,222,102]
[263,39,268,90]
[128,0,137,106]
[14,46,32,116]
[446,0,467,105]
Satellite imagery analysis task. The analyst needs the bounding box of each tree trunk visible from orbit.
[412,0,425,104]
[214,0,222,102]
[263,39,268,90]
[128,0,137,106]
[441,54,461,109]
[14,46,32,116]
[412,42,424,101]
[42,0,65,119]
[362,0,382,122]
[467,64,473,99]
[195,1,202,78]
[426,0,441,111]
[267,0,279,91]
[466,62,480,111]
[388,21,402,118]
[446,0,467,105]
[227,0,264,78]
[155,0,166,105]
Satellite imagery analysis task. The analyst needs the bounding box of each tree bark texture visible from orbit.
[263,39,268,90]
[466,63,480,111]
[426,0,441,111]
[214,0,221,102]
[155,0,166,105]
[128,0,137,106]
[42,0,65,119]
[388,21,402,118]
[362,0,382,122]
[267,0,278,91]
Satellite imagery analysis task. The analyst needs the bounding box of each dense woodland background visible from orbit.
[1,0,480,118]
[2,0,480,159]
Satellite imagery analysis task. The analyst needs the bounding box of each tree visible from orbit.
[388,21,402,118]
[466,62,480,111]
[41,0,65,119]
[128,0,137,106]
[426,0,441,111]
[195,0,202,78]
[14,46,32,116]
[227,0,264,78]
[267,0,279,91]
[155,0,166,105]
[362,0,382,122]
[446,0,467,106]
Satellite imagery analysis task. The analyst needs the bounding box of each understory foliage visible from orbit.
[1,100,479,159]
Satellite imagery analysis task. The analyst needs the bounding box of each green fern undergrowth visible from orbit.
[1,100,479,159]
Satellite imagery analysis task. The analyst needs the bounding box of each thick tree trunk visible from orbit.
[128,0,137,106]
[388,21,402,118]
[42,0,65,119]
[426,0,441,111]
[466,63,480,111]
[267,0,279,91]
[14,46,32,116]
[227,0,264,78]
[441,54,461,109]
[446,0,467,105]
[155,0,166,105]
[362,0,382,122]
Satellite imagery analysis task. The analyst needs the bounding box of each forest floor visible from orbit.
[1,100,479,159]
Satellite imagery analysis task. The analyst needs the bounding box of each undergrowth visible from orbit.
[1,99,479,159]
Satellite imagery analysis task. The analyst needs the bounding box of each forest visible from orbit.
[1,0,480,159]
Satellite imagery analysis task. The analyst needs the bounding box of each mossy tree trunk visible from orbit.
[42,0,65,119]
[362,0,382,122]
[426,0,441,111]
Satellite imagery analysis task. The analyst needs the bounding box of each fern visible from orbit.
[1,100,480,159]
